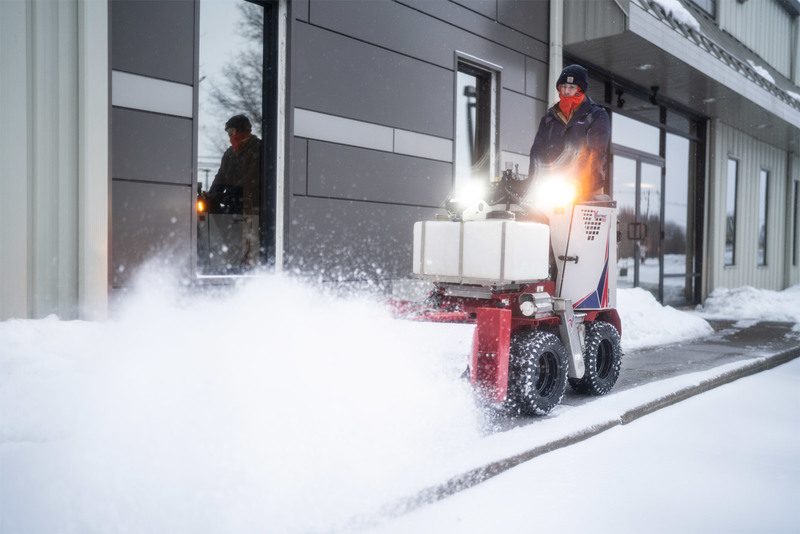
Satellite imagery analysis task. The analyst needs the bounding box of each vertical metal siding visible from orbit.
[0,0,108,320]
[30,1,80,318]
[718,0,793,79]
[709,121,788,294]
[563,0,627,45]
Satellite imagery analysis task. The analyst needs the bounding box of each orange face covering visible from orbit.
[230,131,251,154]
[558,89,585,118]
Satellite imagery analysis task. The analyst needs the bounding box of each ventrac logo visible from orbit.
[590,210,607,222]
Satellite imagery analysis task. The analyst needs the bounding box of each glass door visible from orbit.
[196,0,278,276]
[613,152,664,301]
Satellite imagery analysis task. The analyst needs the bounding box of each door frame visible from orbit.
[611,144,665,299]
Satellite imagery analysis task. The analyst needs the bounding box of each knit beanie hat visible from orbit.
[225,114,252,133]
[556,64,588,93]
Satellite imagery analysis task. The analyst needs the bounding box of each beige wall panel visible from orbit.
[718,0,793,78]
[709,121,789,295]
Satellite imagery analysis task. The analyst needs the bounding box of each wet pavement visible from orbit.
[565,319,800,406]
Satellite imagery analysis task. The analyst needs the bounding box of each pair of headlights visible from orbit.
[450,177,580,212]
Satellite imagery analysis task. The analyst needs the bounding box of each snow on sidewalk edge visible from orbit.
[384,345,800,519]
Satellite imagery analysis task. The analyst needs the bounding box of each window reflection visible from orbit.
[197,0,264,275]
[611,114,659,156]
[794,181,799,266]
[725,158,738,266]
[639,162,662,299]
[663,134,690,303]
[758,169,769,266]
[613,155,637,290]
[455,62,495,193]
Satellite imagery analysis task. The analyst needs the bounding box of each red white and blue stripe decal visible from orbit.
[574,234,611,310]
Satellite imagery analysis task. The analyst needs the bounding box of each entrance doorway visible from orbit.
[613,151,664,301]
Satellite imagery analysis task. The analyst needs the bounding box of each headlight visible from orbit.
[519,292,554,318]
[446,180,490,219]
[528,177,580,210]
[450,180,488,206]
[197,199,206,213]
[519,300,536,317]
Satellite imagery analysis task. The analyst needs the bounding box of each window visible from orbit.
[758,169,769,266]
[725,158,738,266]
[455,60,497,194]
[196,0,276,275]
[611,114,660,156]
[794,181,799,267]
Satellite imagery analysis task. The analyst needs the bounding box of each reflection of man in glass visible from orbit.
[207,114,262,269]
[527,64,610,200]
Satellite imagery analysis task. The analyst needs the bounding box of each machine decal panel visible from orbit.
[560,204,617,310]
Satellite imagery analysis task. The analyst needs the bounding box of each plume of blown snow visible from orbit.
[1,271,482,533]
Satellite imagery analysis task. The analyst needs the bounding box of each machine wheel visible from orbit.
[507,330,568,416]
[569,321,623,395]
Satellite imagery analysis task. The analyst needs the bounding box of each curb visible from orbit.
[387,345,800,517]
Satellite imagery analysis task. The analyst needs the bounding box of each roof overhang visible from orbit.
[563,0,800,152]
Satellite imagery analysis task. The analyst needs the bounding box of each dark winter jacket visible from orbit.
[526,95,610,198]
[208,135,262,215]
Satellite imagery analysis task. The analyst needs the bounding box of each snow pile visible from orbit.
[1,275,481,533]
[694,285,800,326]
[747,59,776,84]
[651,0,701,32]
[617,287,713,351]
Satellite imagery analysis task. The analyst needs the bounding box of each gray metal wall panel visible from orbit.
[110,0,195,84]
[499,88,540,156]
[497,0,549,42]
[112,107,193,185]
[293,138,309,197]
[293,23,454,138]
[111,181,192,287]
[285,196,440,280]
[306,141,452,207]
[525,56,548,98]
[451,0,497,19]
[293,0,309,21]
[395,0,548,65]
[308,0,541,96]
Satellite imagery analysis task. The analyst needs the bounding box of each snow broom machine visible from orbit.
[393,166,623,415]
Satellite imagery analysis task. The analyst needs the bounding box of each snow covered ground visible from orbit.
[367,357,800,534]
[1,275,799,533]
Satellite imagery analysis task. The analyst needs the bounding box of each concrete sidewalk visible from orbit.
[394,319,800,515]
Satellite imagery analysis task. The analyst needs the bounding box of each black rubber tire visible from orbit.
[507,330,568,416]
[569,321,623,395]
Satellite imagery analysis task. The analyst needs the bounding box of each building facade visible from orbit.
[1,0,799,321]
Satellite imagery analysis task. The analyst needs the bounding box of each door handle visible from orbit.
[627,222,648,240]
